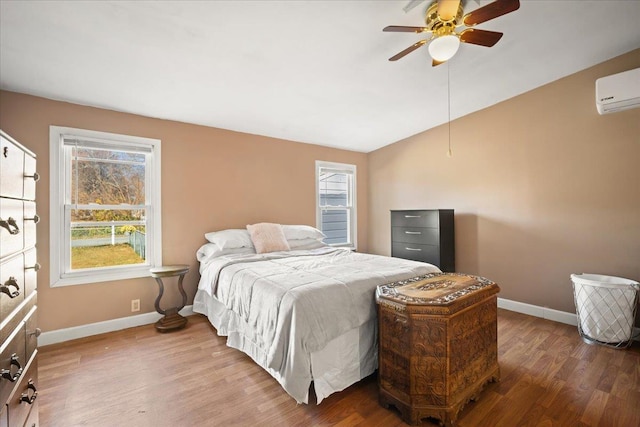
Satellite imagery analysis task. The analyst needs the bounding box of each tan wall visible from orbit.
[368,49,640,313]
[0,91,369,332]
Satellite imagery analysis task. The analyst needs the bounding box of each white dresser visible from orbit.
[0,130,39,427]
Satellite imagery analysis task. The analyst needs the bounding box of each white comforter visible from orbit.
[196,247,440,403]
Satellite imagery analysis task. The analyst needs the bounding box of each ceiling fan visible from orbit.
[384,0,520,66]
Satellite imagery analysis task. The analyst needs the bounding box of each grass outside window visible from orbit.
[71,244,144,270]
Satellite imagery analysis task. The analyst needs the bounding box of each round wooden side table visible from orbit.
[150,265,189,332]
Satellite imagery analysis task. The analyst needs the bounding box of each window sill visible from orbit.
[51,264,154,287]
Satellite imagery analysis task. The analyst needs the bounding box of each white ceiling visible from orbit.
[1,1,639,153]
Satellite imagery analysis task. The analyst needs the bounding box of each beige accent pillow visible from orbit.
[246,223,291,254]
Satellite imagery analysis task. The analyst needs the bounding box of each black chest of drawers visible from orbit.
[390,209,455,272]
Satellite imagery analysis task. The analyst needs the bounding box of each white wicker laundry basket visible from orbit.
[571,274,640,348]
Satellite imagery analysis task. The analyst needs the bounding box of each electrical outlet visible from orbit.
[131,299,140,312]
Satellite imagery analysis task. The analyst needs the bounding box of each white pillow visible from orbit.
[196,243,255,262]
[282,225,326,241]
[204,229,254,249]
[247,223,290,254]
[287,238,328,249]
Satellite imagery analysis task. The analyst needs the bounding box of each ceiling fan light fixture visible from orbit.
[428,35,460,61]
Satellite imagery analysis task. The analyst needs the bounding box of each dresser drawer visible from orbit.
[0,135,25,200]
[391,226,439,245]
[0,198,24,259]
[0,133,36,202]
[0,201,36,259]
[392,242,440,265]
[391,210,439,228]
[0,324,27,407]
[0,292,35,350]
[0,254,26,327]
[6,351,37,427]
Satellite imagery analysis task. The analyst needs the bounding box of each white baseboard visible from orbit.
[497,297,578,327]
[498,297,640,341]
[39,305,194,347]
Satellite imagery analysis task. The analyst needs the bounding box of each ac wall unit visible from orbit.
[595,68,640,114]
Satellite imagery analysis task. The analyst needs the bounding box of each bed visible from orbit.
[193,225,441,404]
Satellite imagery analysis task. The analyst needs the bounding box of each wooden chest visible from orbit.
[376,273,500,426]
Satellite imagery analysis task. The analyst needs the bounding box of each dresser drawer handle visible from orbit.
[20,380,38,405]
[25,263,41,272]
[405,247,422,251]
[24,172,40,182]
[0,217,20,235]
[28,328,42,338]
[404,215,421,218]
[1,354,23,382]
[404,231,422,235]
[0,277,20,298]
[24,214,40,224]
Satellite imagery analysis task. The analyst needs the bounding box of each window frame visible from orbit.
[49,126,162,287]
[315,160,357,250]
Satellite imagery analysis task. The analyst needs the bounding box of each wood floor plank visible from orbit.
[38,310,640,427]
[580,389,609,427]
[599,393,640,427]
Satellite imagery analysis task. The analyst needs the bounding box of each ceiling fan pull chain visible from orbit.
[447,61,453,158]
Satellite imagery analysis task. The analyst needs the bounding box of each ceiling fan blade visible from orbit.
[463,0,520,26]
[432,59,445,67]
[437,0,461,21]
[460,28,503,47]
[383,25,430,33]
[389,40,428,61]
[403,0,426,13]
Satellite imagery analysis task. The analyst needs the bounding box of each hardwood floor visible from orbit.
[38,309,640,427]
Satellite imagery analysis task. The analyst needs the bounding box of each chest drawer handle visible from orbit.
[20,380,38,405]
[0,277,20,298]
[24,214,40,224]
[0,217,20,235]
[404,215,421,218]
[405,247,422,251]
[1,354,23,382]
[24,172,40,182]
[394,316,408,325]
[404,231,422,235]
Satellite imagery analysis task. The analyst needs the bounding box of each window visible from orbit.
[315,161,356,249]
[50,126,161,286]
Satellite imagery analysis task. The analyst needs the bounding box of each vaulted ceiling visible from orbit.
[1,1,639,152]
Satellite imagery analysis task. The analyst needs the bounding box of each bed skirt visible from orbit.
[193,289,378,404]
